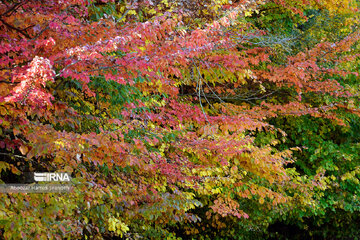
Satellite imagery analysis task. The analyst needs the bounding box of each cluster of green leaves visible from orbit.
[245,3,360,238]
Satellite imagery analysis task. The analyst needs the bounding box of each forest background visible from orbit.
[0,0,360,239]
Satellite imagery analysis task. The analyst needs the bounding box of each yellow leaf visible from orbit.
[19,145,28,155]
[0,161,10,173]
[148,9,157,15]
[244,11,252,17]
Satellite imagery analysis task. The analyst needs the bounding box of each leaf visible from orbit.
[19,145,28,155]
[0,161,10,173]
[10,165,21,175]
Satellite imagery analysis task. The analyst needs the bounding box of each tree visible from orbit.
[0,0,359,239]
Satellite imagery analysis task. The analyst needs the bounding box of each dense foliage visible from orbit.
[0,0,359,239]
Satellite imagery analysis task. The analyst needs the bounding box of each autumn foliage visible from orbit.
[0,0,360,239]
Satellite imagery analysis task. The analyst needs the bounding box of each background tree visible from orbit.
[0,0,359,239]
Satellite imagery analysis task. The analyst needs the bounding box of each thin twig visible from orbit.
[0,152,29,160]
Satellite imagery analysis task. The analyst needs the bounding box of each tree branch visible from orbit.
[0,18,31,38]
